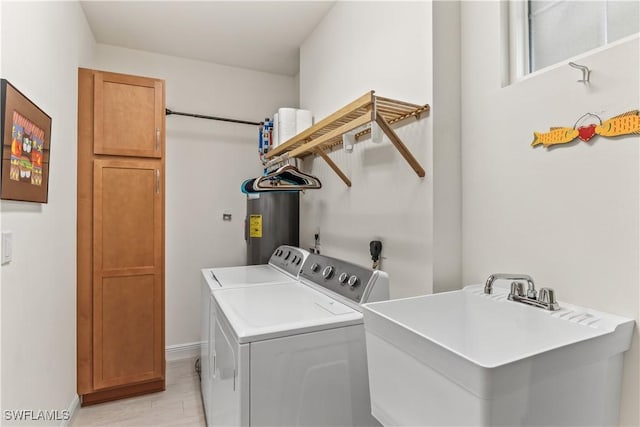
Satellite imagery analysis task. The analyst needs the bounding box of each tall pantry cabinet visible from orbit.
[77,68,166,405]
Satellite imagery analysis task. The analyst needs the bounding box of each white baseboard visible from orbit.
[61,394,80,427]
[165,341,203,361]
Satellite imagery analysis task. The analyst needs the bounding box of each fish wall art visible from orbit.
[531,110,640,148]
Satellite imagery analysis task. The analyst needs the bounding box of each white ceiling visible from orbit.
[80,1,335,76]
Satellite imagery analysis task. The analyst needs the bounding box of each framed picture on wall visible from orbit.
[0,79,52,203]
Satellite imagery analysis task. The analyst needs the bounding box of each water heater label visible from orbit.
[249,215,262,238]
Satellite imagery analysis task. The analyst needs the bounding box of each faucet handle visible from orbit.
[538,287,556,304]
[538,287,560,310]
[510,281,524,297]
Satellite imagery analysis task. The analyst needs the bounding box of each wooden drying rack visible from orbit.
[265,90,430,187]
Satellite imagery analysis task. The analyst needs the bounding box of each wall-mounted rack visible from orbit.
[265,91,430,187]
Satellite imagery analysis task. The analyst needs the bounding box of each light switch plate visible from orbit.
[2,231,13,264]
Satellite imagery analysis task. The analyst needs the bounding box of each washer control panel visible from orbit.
[268,246,309,277]
[299,253,378,304]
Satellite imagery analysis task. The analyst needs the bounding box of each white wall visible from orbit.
[0,1,95,423]
[461,2,640,425]
[92,45,298,347]
[432,0,462,293]
[299,1,435,299]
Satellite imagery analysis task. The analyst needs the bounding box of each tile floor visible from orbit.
[71,358,205,426]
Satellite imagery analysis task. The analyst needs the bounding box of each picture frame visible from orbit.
[0,79,52,203]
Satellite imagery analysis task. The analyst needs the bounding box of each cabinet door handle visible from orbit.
[155,128,160,151]
[156,169,160,194]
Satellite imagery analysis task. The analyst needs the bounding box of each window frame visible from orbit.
[505,0,530,84]
[502,0,639,86]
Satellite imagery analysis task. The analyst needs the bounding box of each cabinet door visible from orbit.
[92,159,164,390]
[94,71,164,158]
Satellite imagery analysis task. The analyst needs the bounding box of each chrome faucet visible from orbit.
[484,273,535,295]
[484,273,559,311]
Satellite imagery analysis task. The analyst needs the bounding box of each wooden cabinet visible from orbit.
[78,69,165,405]
[92,159,164,390]
[93,72,164,158]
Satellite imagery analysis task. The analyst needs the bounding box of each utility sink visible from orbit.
[363,284,634,427]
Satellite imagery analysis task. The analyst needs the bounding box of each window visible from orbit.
[505,0,639,82]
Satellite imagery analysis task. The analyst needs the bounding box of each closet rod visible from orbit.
[165,108,260,126]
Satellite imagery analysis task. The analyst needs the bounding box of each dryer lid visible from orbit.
[205,265,294,288]
[213,282,362,344]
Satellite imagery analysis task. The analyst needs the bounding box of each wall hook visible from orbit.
[568,62,591,83]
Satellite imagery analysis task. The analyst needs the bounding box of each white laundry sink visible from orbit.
[363,284,634,427]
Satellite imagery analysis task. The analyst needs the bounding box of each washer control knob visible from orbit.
[338,272,349,284]
[348,275,360,288]
[311,263,320,272]
[322,266,335,280]
[296,257,302,265]
[284,250,291,260]
[291,255,298,264]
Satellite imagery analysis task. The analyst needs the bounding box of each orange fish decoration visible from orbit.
[531,127,579,147]
[596,110,640,136]
[531,110,640,148]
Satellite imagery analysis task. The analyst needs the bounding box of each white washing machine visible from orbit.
[200,246,309,423]
[208,253,389,427]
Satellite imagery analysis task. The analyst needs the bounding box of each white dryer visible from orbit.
[208,253,389,427]
[200,246,309,422]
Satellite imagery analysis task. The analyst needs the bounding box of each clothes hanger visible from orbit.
[240,164,322,194]
[256,164,321,189]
